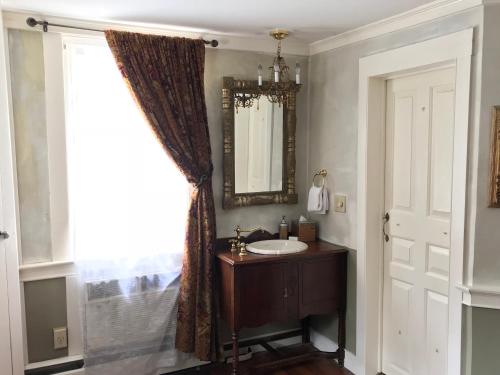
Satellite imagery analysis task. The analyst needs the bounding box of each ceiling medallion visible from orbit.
[233,29,302,110]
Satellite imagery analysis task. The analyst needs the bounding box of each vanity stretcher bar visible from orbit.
[217,240,348,374]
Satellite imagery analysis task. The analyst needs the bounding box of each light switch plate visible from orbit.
[334,194,347,213]
[53,327,68,349]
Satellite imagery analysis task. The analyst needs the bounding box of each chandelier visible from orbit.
[233,29,301,110]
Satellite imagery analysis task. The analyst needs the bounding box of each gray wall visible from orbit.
[471,4,500,286]
[24,278,68,362]
[9,30,53,264]
[9,30,309,362]
[307,5,484,364]
[462,306,500,375]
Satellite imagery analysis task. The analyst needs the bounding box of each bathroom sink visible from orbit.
[246,240,308,255]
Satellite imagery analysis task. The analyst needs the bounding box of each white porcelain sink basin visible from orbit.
[246,240,308,255]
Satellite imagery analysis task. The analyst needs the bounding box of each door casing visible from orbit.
[356,29,473,375]
[0,10,26,374]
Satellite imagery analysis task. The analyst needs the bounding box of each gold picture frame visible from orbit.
[222,77,298,209]
[489,106,500,207]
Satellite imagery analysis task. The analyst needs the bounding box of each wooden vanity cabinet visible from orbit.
[217,241,347,374]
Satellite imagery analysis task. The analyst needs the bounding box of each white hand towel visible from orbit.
[318,187,329,214]
[308,185,324,212]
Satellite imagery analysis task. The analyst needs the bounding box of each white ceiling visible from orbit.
[2,0,437,43]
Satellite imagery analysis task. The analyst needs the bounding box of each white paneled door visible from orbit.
[382,68,456,375]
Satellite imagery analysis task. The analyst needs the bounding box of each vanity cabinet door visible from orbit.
[238,263,288,328]
[299,255,347,317]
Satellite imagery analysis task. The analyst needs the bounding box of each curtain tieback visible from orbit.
[195,164,213,188]
[195,174,209,188]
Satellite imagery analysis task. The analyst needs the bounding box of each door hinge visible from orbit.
[382,212,390,242]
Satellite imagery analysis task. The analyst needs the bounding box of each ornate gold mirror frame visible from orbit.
[489,106,500,207]
[222,76,298,209]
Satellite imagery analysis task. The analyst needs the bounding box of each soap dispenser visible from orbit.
[279,216,288,239]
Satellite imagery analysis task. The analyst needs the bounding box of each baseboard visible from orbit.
[26,329,335,375]
[25,358,84,375]
[310,328,361,374]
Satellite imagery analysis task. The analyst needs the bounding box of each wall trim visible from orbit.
[357,29,473,375]
[1,10,309,56]
[310,0,482,55]
[458,284,500,309]
[19,261,76,282]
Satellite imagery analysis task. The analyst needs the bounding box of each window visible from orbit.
[63,38,190,263]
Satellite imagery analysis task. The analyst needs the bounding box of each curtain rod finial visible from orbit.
[26,17,37,27]
[26,17,48,32]
[202,38,218,48]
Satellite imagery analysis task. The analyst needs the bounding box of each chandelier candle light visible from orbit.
[231,29,301,110]
[257,29,301,106]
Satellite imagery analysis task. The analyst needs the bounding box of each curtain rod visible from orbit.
[26,17,219,47]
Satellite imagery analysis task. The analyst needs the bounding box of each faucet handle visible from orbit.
[238,242,248,257]
[228,239,238,253]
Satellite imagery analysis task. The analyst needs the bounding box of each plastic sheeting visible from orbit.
[78,253,183,375]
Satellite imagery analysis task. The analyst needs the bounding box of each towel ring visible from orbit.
[312,169,328,187]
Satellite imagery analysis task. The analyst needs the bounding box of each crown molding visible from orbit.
[458,284,500,309]
[309,0,483,55]
[1,10,309,56]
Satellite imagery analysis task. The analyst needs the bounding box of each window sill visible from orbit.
[19,260,76,282]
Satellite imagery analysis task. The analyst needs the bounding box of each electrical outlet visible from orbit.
[334,194,347,213]
[53,327,68,349]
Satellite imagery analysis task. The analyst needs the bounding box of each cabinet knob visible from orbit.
[284,287,288,298]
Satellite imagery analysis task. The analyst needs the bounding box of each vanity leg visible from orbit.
[301,316,310,344]
[337,307,346,367]
[232,331,239,375]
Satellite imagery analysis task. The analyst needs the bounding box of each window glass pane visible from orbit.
[64,39,189,262]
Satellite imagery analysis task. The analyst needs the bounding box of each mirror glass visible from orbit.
[234,96,284,194]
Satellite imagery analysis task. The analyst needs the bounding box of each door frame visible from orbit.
[356,29,473,375]
[0,9,25,375]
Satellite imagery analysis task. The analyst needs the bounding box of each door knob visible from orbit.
[0,230,9,240]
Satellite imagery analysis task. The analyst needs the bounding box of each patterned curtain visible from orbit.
[105,30,218,361]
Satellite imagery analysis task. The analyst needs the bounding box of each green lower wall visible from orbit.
[24,278,68,362]
[462,306,500,375]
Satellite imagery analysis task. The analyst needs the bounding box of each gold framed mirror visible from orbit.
[222,77,298,209]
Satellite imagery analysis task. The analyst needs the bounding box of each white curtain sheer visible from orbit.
[64,38,190,375]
